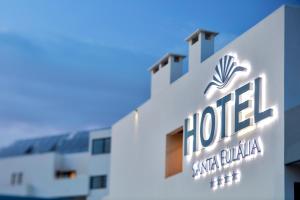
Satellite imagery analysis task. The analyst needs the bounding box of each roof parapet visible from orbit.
[148,53,186,73]
[149,52,186,97]
[185,29,218,42]
[186,28,218,65]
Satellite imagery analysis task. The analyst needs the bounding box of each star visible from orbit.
[224,175,231,183]
[232,170,239,181]
[217,176,224,186]
[210,178,216,188]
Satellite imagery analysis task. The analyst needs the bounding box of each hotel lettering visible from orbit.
[183,55,277,190]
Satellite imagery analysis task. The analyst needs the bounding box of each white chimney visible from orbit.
[148,53,186,97]
[185,29,218,69]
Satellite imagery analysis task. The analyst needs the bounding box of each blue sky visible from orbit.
[0,0,299,147]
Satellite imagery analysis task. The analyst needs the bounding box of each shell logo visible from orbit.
[204,55,247,95]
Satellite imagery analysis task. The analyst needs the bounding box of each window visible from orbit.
[90,175,107,189]
[174,56,181,63]
[161,59,168,67]
[165,127,183,178]
[11,172,23,185]
[191,35,199,45]
[17,173,23,184]
[152,65,159,74]
[92,138,111,155]
[295,182,300,200]
[55,170,77,179]
[205,32,213,40]
[11,173,16,185]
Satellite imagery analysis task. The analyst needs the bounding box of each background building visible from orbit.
[0,128,111,200]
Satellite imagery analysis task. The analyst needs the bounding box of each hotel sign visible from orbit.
[183,54,276,190]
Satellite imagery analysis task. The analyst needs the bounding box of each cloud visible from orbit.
[0,31,154,146]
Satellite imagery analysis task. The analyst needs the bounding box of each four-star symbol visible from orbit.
[209,170,240,190]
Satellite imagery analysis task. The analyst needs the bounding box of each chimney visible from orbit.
[185,29,218,69]
[148,53,186,97]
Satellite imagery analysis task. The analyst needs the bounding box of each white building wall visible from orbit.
[105,5,288,200]
[0,153,57,196]
[87,128,111,200]
[0,153,89,198]
[0,128,111,200]
[61,153,89,175]
[0,153,89,197]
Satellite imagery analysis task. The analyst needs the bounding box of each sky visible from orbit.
[0,0,299,147]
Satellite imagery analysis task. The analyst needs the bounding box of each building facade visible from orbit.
[0,4,300,200]
[104,5,300,200]
[0,128,111,200]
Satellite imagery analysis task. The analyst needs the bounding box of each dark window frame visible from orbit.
[91,137,111,155]
[161,59,168,67]
[174,56,181,63]
[90,175,107,189]
[17,172,23,185]
[191,35,199,45]
[11,173,16,185]
[11,172,23,185]
[152,65,159,74]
